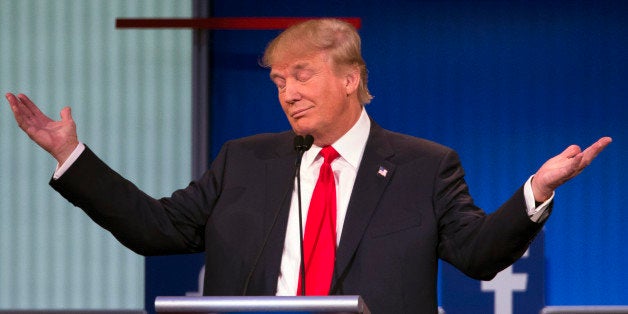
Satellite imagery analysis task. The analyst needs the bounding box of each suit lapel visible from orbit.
[257,136,297,294]
[332,122,395,291]
[247,126,396,293]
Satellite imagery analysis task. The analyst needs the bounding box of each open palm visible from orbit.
[532,137,612,202]
[6,93,79,164]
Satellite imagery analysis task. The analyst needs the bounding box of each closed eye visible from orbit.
[296,70,314,82]
[272,77,286,90]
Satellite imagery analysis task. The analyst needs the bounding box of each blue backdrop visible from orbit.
[205,0,626,307]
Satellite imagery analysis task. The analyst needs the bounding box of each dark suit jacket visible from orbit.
[50,120,547,313]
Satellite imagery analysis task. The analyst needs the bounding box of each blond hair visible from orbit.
[262,18,373,105]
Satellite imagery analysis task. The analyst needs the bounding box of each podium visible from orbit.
[154,296,371,313]
[541,306,628,313]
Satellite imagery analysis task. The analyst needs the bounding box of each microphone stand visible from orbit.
[241,135,312,296]
[294,135,313,296]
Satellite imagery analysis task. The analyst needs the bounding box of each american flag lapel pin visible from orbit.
[377,166,388,177]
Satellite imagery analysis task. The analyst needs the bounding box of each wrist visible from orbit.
[531,177,553,203]
[53,140,79,164]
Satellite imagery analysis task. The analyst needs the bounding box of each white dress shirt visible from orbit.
[276,108,371,295]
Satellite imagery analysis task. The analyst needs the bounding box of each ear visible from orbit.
[344,65,360,95]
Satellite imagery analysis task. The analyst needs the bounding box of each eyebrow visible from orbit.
[293,62,310,70]
[270,61,312,79]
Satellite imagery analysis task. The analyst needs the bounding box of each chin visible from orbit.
[291,122,316,136]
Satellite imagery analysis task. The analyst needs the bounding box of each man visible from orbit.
[5,19,611,313]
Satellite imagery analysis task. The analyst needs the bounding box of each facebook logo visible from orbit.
[186,265,205,297]
[441,231,545,314]
[481,249,530,314]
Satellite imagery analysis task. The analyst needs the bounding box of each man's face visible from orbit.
[270,51,359,146]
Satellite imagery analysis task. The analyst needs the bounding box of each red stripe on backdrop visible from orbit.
[115,17,361,30]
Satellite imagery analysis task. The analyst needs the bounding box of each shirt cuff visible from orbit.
[52,142,86,179]
[523,175,554,223]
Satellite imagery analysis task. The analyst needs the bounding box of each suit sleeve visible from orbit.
[49,145,228,256]
[435,149,550,280]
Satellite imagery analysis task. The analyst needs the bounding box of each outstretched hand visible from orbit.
[5,93,79,164]
[531,137,612,202]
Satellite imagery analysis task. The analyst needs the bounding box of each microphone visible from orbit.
[241,135,313,296]
[294,134,313,296]
[294,134,314,159]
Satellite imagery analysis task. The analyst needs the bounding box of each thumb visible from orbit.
[60,106,73,122]
[559,144,582,159]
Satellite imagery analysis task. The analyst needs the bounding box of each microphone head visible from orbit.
[303,135,314,151]
[294,135,314,152]
[293,135,304,151]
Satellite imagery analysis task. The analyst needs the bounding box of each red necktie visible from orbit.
[298,146,339,295]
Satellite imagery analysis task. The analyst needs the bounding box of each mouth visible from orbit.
[290,106,314,119]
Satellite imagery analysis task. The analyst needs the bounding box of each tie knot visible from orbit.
[320,146,339,164]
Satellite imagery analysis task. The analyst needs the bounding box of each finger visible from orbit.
[580,137,613,166]
[7,93,38,124]
[5,93,29,126]
[17,93,46,118]
[5,93,21,111]
[593,136,612,151]
[5,92,15,103]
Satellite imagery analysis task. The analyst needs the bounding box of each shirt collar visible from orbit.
[302,107,371,169]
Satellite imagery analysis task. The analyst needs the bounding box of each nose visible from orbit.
[284,79,302,104]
